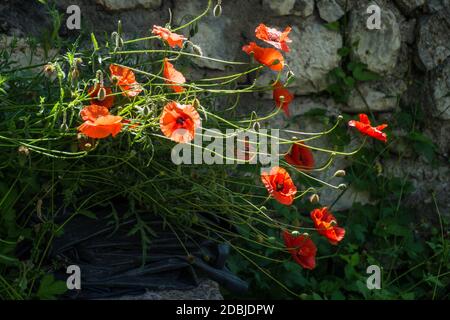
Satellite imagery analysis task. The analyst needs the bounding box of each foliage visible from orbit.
[225,90,449,301]
[0,1,448,301]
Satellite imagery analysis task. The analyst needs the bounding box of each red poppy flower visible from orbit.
[348,113,388,143]
[88,85,115,109]
[261,166,297,205]
[79,104,123,139]
[163,58,186,93]
[255,23,292,52]
[109,64,143,97]
[160,101,201,143]
[285,142,315,170]
[242,42,285,71]
[152,25,187,49]
[273,81,293,116]
[283,231,317,270]
[310,207,345,245]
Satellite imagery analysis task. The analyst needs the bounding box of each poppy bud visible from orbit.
[256,234,265,243]
[337,115,344,121]
[375,161,383,176]
[213,1,222,17]
[97,87,107,101]
[338,183,347,190]
[330,220,338,226]
[291,230,300,237]
[187,255,195,264]
[74,58,83,66]
[267,236,276,243]
[71,68,79,80]
[18,145,30,156]
[309,194,320,204]
[43,63,56,78]
[333,170,346,177]
[191,44,203,56]
[117,20,123,37]
[192,98,201,109]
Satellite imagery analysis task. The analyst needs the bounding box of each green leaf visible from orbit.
[333,67,346,79]
[343,76,356,88]
[90,33,99,51]
[338,47,351,57]
[324,21,340,31]
[36,275,67,300]
[78,209,97,220]
[352,64,380,81]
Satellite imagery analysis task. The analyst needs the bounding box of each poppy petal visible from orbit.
[255,23,292,52]
[160,101,201,143]
[242,42,285,71]
[261,167,297,206]
[152,25,187,49]
[80,104,109,122]
[163,58,186,93]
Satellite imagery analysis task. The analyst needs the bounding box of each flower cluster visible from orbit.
[75,21,389,272]
[240,25,389,270]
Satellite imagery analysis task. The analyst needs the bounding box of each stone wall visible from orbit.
[0,0,448,213]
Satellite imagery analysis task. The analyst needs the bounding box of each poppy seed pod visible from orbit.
[338,183,347,190]
[291,230,300,237]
